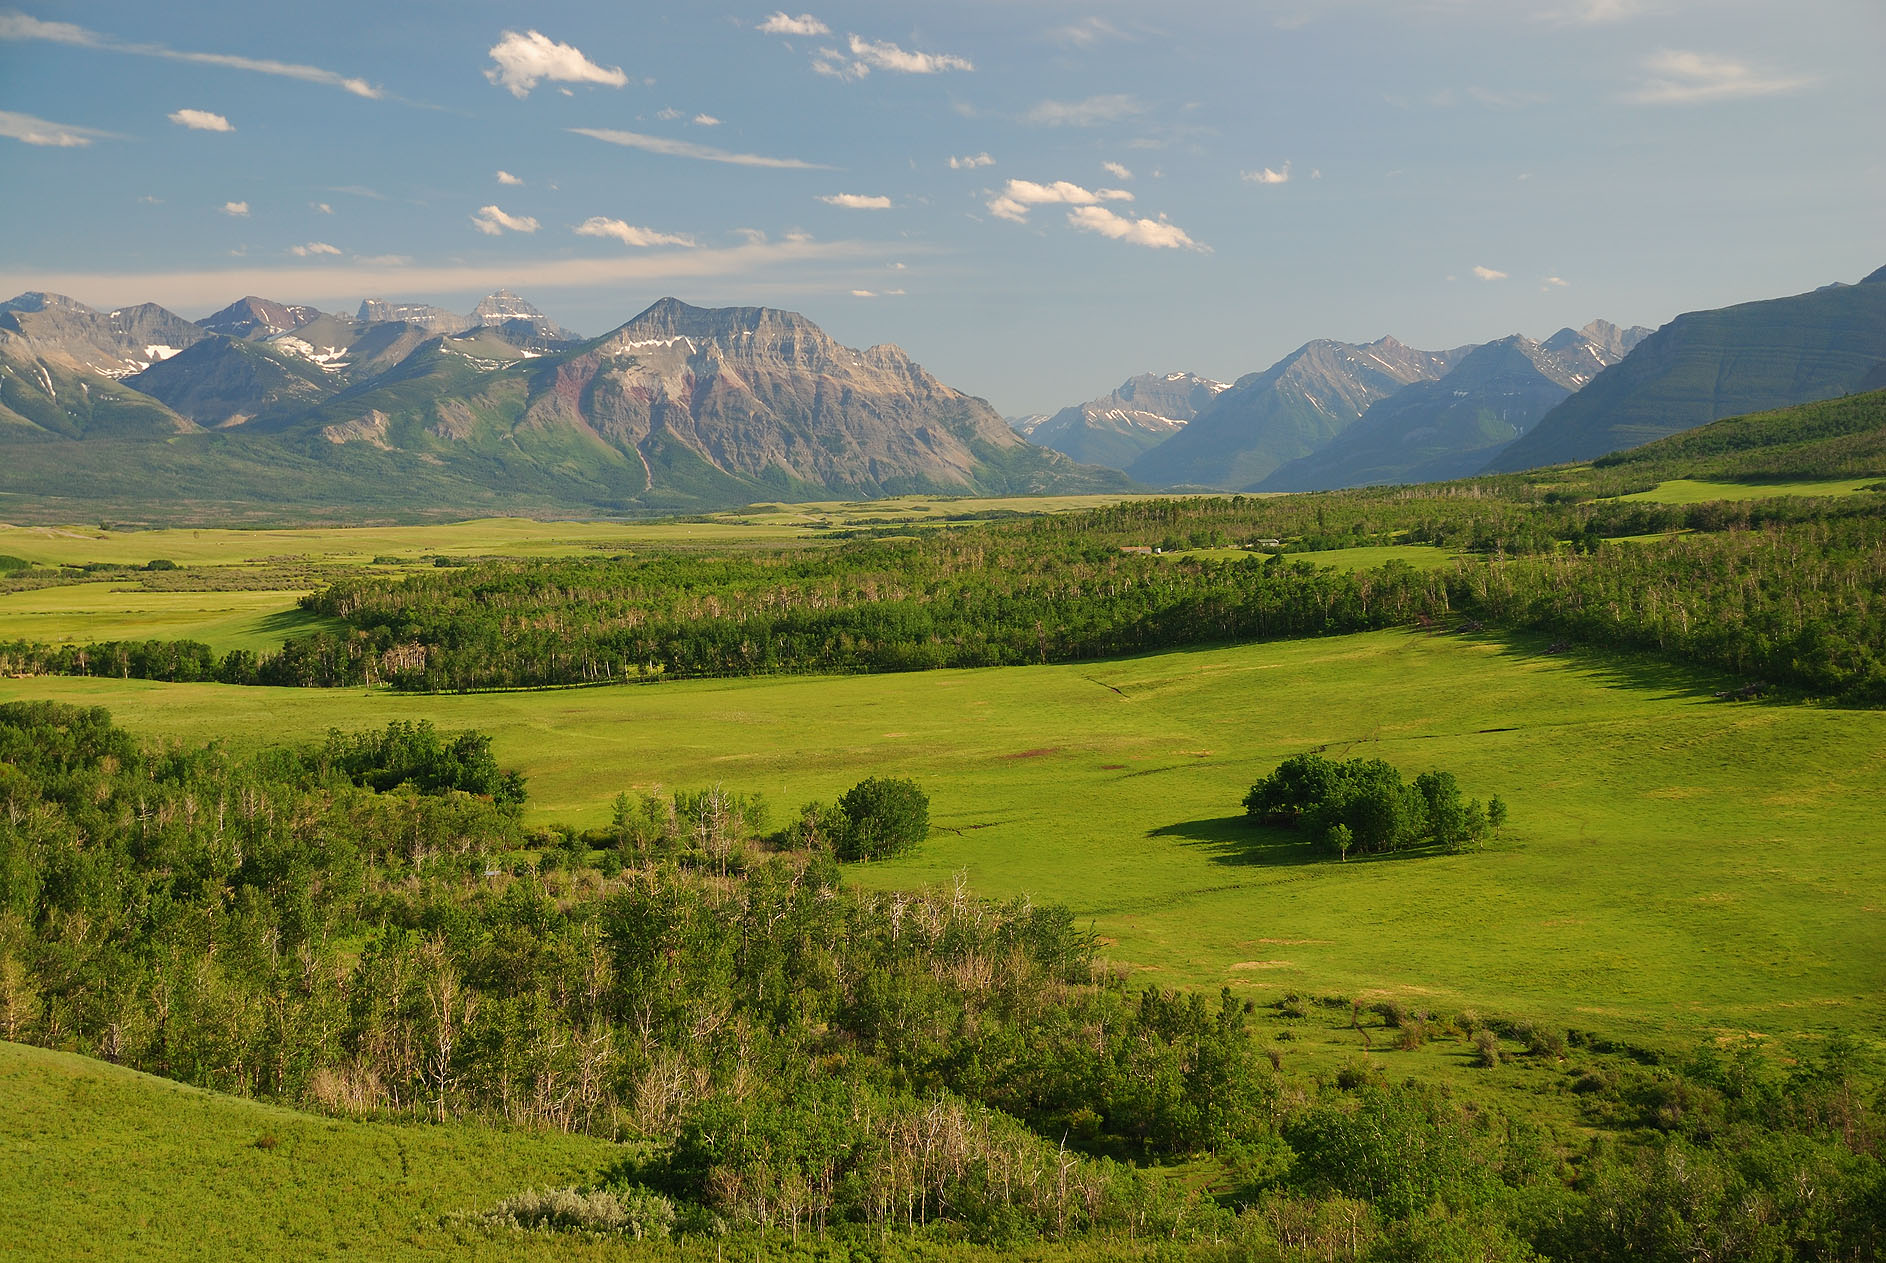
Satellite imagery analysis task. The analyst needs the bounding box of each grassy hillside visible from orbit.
[6,628,1881,1047]
[0,1041,625,1262]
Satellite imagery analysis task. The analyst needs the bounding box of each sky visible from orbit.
[1,1,1880,416]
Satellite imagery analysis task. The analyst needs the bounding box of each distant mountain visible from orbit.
[1488,269,1886,471]
[1258,322,1640,491]
[356,299,471,335]
[197,296,323,340]
[471,290,576,341]
[0,293,200,439]
[1127,337,1467,489]
[1014,372,1228,468]
[0,295,1127,520]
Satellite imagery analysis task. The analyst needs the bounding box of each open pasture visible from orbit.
[7,628,1881,1049]
[0,582,335,653]
[1607,476,1881,503]
[0,495,1161,571]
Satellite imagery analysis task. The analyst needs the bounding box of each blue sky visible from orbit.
[1,1,1880,415]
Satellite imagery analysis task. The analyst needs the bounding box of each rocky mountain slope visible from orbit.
[1488,269,1886,470]
[1013,372,1228,469]
[1127,337,1469,489]
[0,294,1127,520]
[1258,322,1646,490]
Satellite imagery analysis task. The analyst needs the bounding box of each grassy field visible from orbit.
[0,582,337,652]
[0,496,1165,570]
[1608,476,1882,503]
[7,628,1881,1050]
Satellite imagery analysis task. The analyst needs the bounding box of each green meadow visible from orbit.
[0,582,335,652]
[8,626,1881,1050]
[1607,476,1881,503]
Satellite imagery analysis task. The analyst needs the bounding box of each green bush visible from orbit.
[834,776,929,861]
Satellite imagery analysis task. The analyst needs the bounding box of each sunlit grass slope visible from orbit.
[7,628,1881,1047]
[0,1041,624,1262]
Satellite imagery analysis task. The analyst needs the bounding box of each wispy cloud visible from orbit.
[949,152,994,169]
[1624,50,1812,105]
[811,32,973,79]
[692,113,720,126]
[574,216,696,248]
[819,193,892,209]
[168,108,233,132]
[0,12,381,98]
[0,108,120,147]
[1102,161,1133,181]
[757,12,830,37]
[1243,162,1291,185]
[1066,206,1205,251]
[571,127,832,170]
[1472,265,1508,280]
[1024,94,1143,127]
[1049,17,1126,48]
[485,30,628,99]
[845,34,971,74]
[290,241,341,257]
[0,238,888,311]
[311,202,332,214]
[496,170,523,186]
[986,179,1134,224]
[221,201,249,217]
[471,204,539,235]
[1542,275,1570,291]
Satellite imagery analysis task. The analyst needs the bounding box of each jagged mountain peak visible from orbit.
[470,291,574,341]
[1,291,95,315]
[198,296,323,340]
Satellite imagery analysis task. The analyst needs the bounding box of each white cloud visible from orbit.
[290,241,341,257]
[571,127,831,169]
[692,113,720,126]
[1023,94,1143,127]
[471,204,539,235]
[845,34,972,74]
[496,170,523,186]
[1625,50,1811,105]
[168,108,232,132]
[757,12,830,37]
[312,201,333,214]
[986,179,1133,224]
[1102,161,1133,181]
[1472,265,1508,280]
[656,107,684,120]
[1066,206,1205,251]
[1243,162,1291,185]
[573,216,696,248]
[819,193,893,209]
[1543,275,1570,288]
[949,152,994,169]
[851,289,877,297]
[0,109,119,147]
[485,30,628,99]
[221,201,249,217]
[811,48,865,80]
[0,14,380,97]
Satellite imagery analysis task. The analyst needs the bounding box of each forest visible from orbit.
[5,479,1883,702]
[1,699,1880,1258]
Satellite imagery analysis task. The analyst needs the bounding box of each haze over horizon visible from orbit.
[2,0,1879,416]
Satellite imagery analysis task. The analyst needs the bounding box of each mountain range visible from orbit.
[0,292,1126,523]
[1010,372,1228,467]
[0,267,1880,523]
[1488,267,1886,471]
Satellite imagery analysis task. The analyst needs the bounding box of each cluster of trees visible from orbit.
[0,701,1879,1256]
[1244,753,1505,858]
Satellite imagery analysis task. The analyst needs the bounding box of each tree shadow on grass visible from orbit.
[1445,626,1779,707]
[1148,814,1460,868]
[250,608,338,639]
